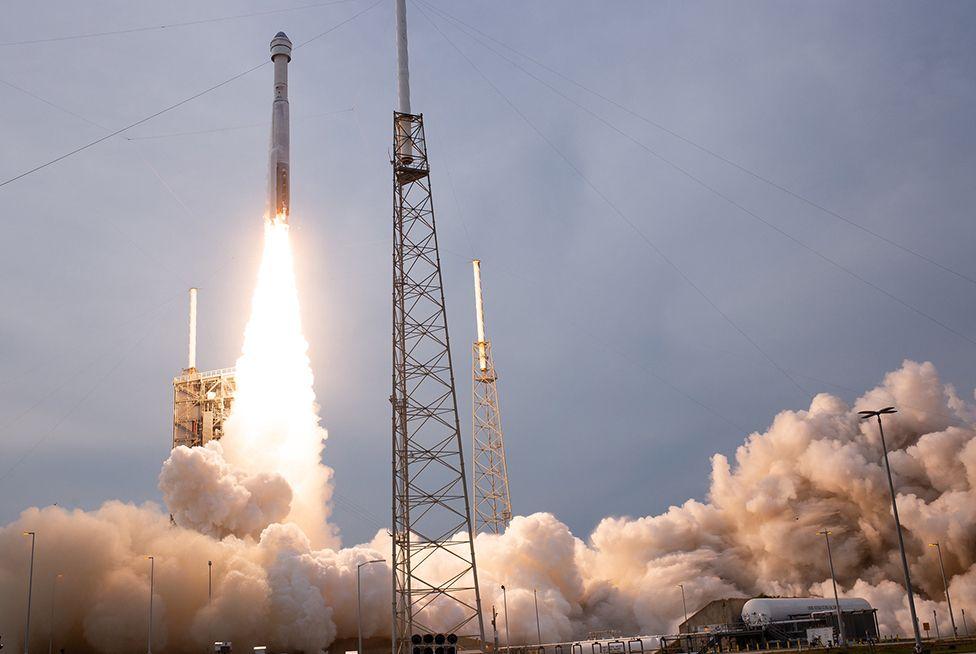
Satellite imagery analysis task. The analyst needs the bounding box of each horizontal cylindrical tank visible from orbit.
[741,597,872,626]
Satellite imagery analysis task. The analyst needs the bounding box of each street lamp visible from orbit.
[146,556,155,654]
[678,584,690,652]
[933,610,940,640]
[929,543,957,637]
[48,573,63,654]
[23,531,36,654]
[678,584,689,624]
[208,560,214,654]
[501,585,511,653]
[818,530,846,646]
[533,589,542,649]
[859,407,923,654]
[357,559,384,654]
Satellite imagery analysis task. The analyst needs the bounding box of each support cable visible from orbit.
[0,0,383,190]
[0,0,359,47]
[413,3,809,397]
[418,0,976,352]
[420,0,976,291]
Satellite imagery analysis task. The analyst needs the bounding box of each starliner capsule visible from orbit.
[269,31,292,223]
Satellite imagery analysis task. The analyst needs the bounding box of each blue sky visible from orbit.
[1,0,975,546]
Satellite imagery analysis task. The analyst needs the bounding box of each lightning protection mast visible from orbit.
[390,1,485,653]
[471,260,513,534]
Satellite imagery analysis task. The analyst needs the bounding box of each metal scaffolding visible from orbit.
[391,110,485,651]
[471,260,513,534]
[171,288,236,449]
[172,367,236,448]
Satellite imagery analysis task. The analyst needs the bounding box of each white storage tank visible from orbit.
[741,597,872,626]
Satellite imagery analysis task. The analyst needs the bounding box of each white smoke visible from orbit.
[159,441,292,539]
[3,339,976,654]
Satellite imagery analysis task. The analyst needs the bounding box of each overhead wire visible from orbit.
[0,76,198,287]
[415,2,976,453]
[0,0,384,191]
[0,0,359,47]
[412,1,811,400]
[419,1,976,291]
[417,0,976,353]
[437,246,750,435]
[417,0,965,452]
[125,107,354,140]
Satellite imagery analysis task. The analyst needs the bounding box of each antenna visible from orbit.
[187,287,198,371]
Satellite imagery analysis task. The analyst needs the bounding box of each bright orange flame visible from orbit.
[220,218,337,547]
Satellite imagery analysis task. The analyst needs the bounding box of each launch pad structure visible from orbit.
[390,0,485,650]
[470,260,513,534]
[172,288,236,449]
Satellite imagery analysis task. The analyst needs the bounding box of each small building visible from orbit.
[672,596,878,651]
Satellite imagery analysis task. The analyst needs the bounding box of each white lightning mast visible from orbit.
[471,260,513,534]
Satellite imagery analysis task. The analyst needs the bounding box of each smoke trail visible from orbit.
[3,355,976,652]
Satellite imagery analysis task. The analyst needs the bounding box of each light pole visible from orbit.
[678,583,690,652]
[929,543,957,637]
[23,531,36,654]
[818,530,846,646]
[146,556,155,654]
[678,584,689,624]
[859,407,923,654]
[207,560,214,654]
[48,573,63,654]
[961,609,969,637]
[357,559,384,654]
[933,610,940,640]
[533,589,542,649]
[501,585,511,653]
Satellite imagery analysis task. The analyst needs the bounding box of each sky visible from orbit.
[1,0,975,547]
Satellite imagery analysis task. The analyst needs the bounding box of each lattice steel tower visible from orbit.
[471,260,513,534]
[390,0,484,651]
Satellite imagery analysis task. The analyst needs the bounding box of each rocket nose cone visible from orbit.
[270,31,293,60]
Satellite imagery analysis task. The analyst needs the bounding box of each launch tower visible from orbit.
[172,288,236,448]
[390,0,485,650]
[470,261,513,534]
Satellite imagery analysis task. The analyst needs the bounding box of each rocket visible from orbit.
[269,31,292,223]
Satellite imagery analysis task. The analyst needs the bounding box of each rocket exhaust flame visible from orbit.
[218,219,337,548]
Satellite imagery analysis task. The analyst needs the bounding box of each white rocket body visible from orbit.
[269,32,292,222]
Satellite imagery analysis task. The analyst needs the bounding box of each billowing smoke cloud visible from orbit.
[3,353,976,654]
[160,441,292,539]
